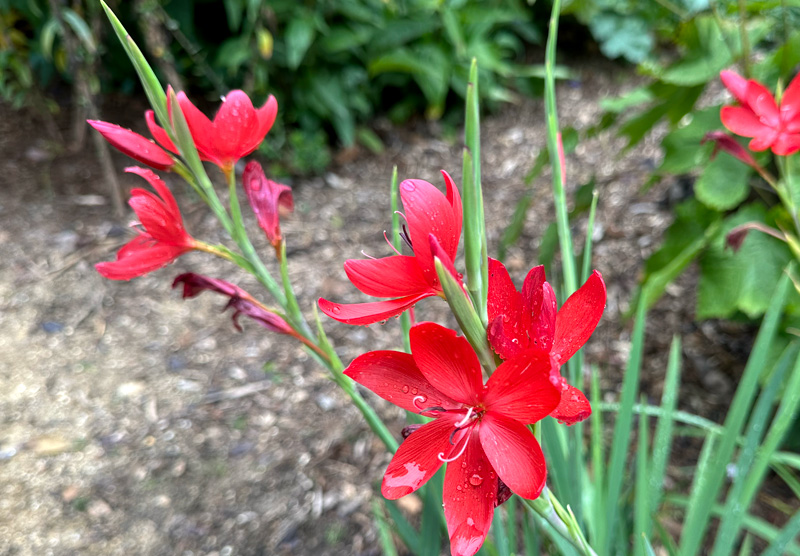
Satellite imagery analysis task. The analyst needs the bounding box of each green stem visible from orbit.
[278,240,313,338]
[225,169,286,306]
[738,0,752,78]
[523,487,599,556]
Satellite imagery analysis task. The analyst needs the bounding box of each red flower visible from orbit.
[487,259,606,425]
[345,322,559,556]
[87,120,174,171]
[147,89,278,173]
[242,161,294,248]
[173,273,295,335]
[720,70,800,156]
[318,171,462,325]
[96,167,196,280]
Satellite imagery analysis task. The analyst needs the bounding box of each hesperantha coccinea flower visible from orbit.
[242,161,294,250]
[147,88,278,174]
[318,171,462,325]
[345,322,560,556]
[720,69,800,156]
[95,167,197,280]
[487,258,606,425]
[87,120,175,171]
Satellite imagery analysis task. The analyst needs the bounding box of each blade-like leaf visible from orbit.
[678,269,793,556]
[634,397,650,556]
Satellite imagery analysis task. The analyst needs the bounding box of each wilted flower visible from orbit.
[242,161,293,249]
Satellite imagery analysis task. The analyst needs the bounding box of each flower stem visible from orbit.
[225,169,287,306]
[523,487,598,556]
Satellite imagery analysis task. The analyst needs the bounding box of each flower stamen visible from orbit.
[383,231,402,255]
[438,434,469,462]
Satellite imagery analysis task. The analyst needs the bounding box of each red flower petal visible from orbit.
[721,106,776,142]
[443,429,496,556]
[550,383,592,425]
[487,258,526,358]
[381,412,461,499]
[256,95,279,146]
[781,73,800,122]
[125,167,180,218]
[551,270,606,365]
[344,256,431,297]
[720,70,749,104]
[176,91,218,164]
[242,161,293,246]
[211,90,260,163]
[746,80,780,126]
[401,177,462,284]
[410,322,484,406]
[483,350,560,423]
[95,237,188,280]
[771,132,800,156]
[87,120,174,170]
[145,110,179,154]
[528,280,556,352]
[479,412,547,500]
[441,170,463,242]
[318,292,433,325]
[344,350,461,414]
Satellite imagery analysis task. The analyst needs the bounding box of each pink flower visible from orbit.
[147,89,278,173]
[487,259,606,425]
[318,171,462,325]
[345,322,559,556]
[95,168,196,280]
[242,161,293,248]
[87,120,174,171]
[720,70,800,156]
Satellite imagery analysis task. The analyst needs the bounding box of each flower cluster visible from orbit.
[321,173,606,555]
[91,86,606,556]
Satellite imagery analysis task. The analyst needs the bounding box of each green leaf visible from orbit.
[371,499,399,556]
[658,107,720,175]
[589,13,654,63]
[62,8,97,53]
[698,203,795,319]
[285,16,316,70]
[679,269,793,556]
[383,499,422,555]
[695,155,752,212]
[601,299,646,555]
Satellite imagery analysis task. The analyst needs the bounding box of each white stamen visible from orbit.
[454,407,475,428]
[412,396,426,410]
[438,434,469,463]
[360,250,377,260]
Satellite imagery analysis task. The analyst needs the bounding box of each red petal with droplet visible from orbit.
[483,350,560,423]
[487,258,526,358]
[344,256,431,297]
[401,177,462,285]
[551,271,606,365]
[344,350,461,414]
[381,412,461,499]
[479,412,547,500]
[410,322,483,406]
[318,293,433,325]
[443,429,496,556]
[550,383,592,425]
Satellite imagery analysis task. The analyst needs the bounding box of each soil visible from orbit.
[0,59,790,556]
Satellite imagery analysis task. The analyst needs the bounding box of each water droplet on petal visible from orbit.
[410,387,418,395]
[402,182,416,192]
[332,306,341,314]
[401,385,410,394]
[469,474,483,486]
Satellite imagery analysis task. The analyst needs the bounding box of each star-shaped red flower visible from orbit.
[319,171,462,325]
[487,259,606,425]
[720,69,800,156]
[345,322,559,556]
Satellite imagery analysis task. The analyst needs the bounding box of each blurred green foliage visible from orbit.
[1,0,550,174]
[586,1,800,324]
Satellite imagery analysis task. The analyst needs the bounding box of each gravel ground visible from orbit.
[0,58,786,556]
